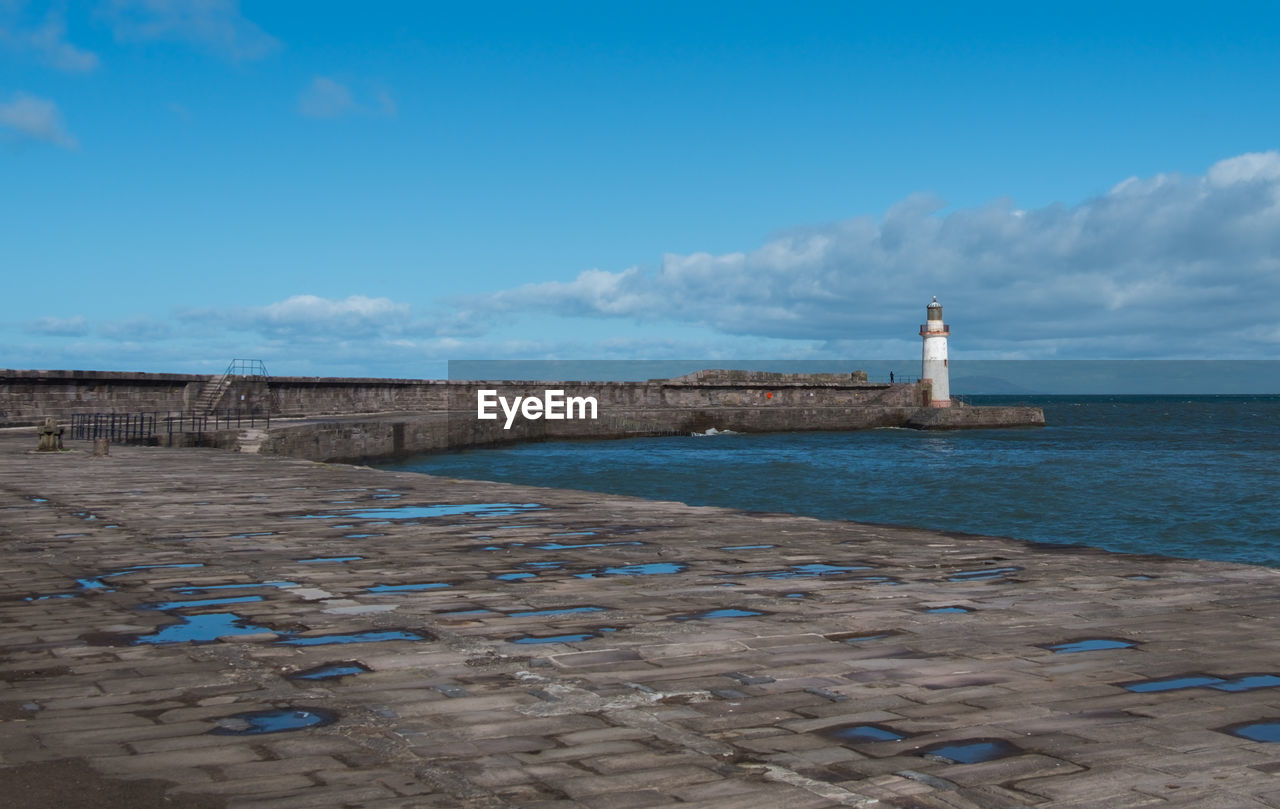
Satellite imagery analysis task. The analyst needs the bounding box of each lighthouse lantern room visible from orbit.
[920,296,951,407]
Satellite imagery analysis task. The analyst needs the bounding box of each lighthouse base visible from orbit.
[929,399,952,408]
[907,405,1045,429]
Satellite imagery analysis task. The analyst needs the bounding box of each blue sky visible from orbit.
[3,1,1280,378]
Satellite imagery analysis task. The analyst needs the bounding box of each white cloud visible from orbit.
[471,151,1280,359]
[0,92,76,147]
[102,0,278,61]
[177,294,486,343]
[98,317,172,341]
[297,76,396,120]
[0,7,99,71]
[25,315,88,336]
[297,77,355,119]
[1206,151,1280,187]
[260,294,408,333]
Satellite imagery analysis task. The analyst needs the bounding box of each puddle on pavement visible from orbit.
[278,629,430,646]
[720,544,775,550]
[29,497,49,503]
[1123,673,1280,693]
[1123,675,1227,693]
[530,541,643,551]
[508,606,605,617]
[1222,721,1280,743]
[229,532,276,539]
[825,724,908,743]
[510,629,618,644]
[1125,574,1156,581]
[784,593,808,599]
[920,739,1021,764]
[144,595,264,610]
[575,562,688,579]
[288,662,372,681]
[25,562,203,600]
[548,531,597,537]
[1044,638,1136,654]
[366,582,451,592]
[135,612,278,644]
[343,533,385,539]
[524,561,567,569]
[925,606,972,614]
[1211,675,1280,692]
[673,608,766,621]
[947,567,1022,582]
[209,707,337,735]
[495,572,538,582]
[476,542,523,551]
[298,556,363,564]
[295,503,544,520]
[56,534,86,539]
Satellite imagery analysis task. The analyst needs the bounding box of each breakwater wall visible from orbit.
[0,369,439,425]
[257,402,1045,464]
[1,368,1044,462]
[0,368,923,425]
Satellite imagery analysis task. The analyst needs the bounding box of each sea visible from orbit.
[379,395,1280,568]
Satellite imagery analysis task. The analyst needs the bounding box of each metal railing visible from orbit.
[69,412,158,443]
[876,373,920,385]
[195,359,271,415]
[224,359,269,378]
[69,408,270,443]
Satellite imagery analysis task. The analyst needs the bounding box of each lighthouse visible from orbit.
[920,296,951,407]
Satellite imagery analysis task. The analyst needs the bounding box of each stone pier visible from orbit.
[3,432,1279,808]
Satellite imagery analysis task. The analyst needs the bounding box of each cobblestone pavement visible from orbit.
[4,432,1280,808]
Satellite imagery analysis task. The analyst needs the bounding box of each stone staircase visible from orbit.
[195,359,271,415]
[193,374,231,414]
[236,427,268,454]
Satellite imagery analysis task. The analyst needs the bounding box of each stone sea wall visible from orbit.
[1,368,1044,462]
[0,368,922,425]
[0,369,205,425]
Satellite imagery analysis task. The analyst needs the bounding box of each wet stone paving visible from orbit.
[5,434,1280,807]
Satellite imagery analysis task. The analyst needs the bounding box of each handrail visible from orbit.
[223,359,270,378]
[196,360,271,415]
[69,408,271,443]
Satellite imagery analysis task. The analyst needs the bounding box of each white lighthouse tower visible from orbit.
[920,296,951,407]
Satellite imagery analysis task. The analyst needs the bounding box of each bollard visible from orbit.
[92,438,110,457]
[36,417,64,452]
